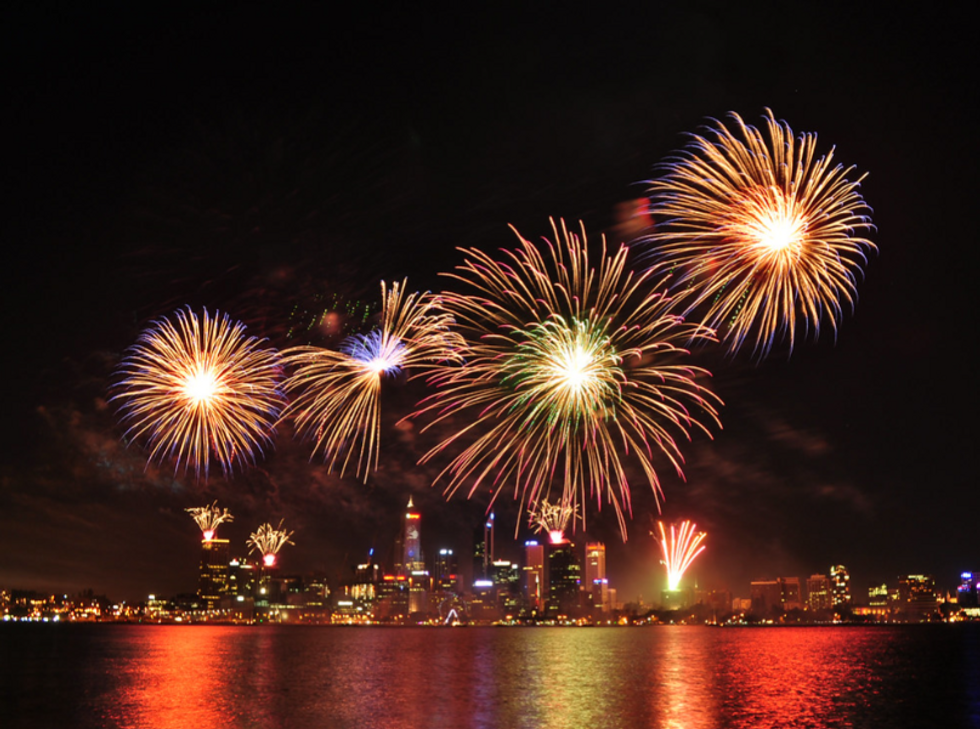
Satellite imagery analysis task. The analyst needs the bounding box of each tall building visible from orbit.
[198,538,230,609]
[389,498,427,617]
[830,565,851,608]
[523,541,546,613]
[585,542,609,614]
[407,570,430,617]
[750,580,782,616]
[375,575,409,621]
[807,574,833,611]
[400,497,424,575]
[226,556,257,601]
[474,513,495,581]
[491,560,521,615]
[348,554,381,613]
[547,539,581,618]
[434,549,458,594]
[777,577,802,611]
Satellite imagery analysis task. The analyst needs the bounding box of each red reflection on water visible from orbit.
[711,627,884,728]
[103,626,247,729]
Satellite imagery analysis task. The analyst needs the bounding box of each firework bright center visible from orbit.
[346,333,407,377]
[505,318,622,419]
[732,187,809,260]
[182,367,221,404]
[366,355,399,374]
[556,346,595,391]
[753,212,807,255]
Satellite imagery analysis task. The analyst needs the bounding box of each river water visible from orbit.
[2,623,978,728]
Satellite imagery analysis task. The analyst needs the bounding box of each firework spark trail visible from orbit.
[646,109,875,359]
[112,307,284,478]
[656,520,707,592]
[247,520,295,567]
[529,499,580,544]
[186,501,234,540]
[281,279,462,481]
[413,219,722,535]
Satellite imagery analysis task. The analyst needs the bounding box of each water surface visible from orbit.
[2,624,977,728]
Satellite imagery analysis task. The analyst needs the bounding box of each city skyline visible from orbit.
[2,7,975,609]
[2,494,973,616]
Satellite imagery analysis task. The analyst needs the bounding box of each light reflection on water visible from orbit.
[2,624,977,728]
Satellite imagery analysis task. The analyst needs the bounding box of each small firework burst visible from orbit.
[186,502,234,540]
[247,520,295,568]
[281,279,462,480]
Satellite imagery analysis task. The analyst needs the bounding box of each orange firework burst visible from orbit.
[529,498,580,544]
[656,520,706,591]
[413,219,721,535]
[186,501,234,541]
[113,307,284,478]
[248,520,295,568]
[647,109,875,358]
[281,279,462,480]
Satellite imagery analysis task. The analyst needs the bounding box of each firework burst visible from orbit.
[186,501,234,541]
[529,499,580,544]
[646,109,875,358]
[413,219,722,534]
[247,520,295,568]
[656,520,706,591]
[112,307,284,478]
[281,279,462,480]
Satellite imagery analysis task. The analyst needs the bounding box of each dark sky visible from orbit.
[2,5,975,604]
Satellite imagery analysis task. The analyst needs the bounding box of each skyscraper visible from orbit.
[474,513,495,581]
[434,549,458,594]
[400,497,424,575]
[807,574,833,611]
[397,497,427,616]
[523,540,546,613]
[585,542,609,614]
[830,565,851,608]
[198,538,230,609]
[547,539,581,618]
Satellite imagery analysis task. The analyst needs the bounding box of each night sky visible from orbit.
[3,6,974,604]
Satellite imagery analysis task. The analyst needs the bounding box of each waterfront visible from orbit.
[2,624,977,728]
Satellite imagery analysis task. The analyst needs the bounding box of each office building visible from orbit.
[807,574,833,611]
[897,574,937,621]
[474,513,495,581]
[198,538,230,609]
[523,540,546,613]
[547,539,581,618]
[830,565,851,607]
[585,542,609,614]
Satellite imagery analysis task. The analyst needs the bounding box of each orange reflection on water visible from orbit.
[102,626,251,729]
[647,626,719,729]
